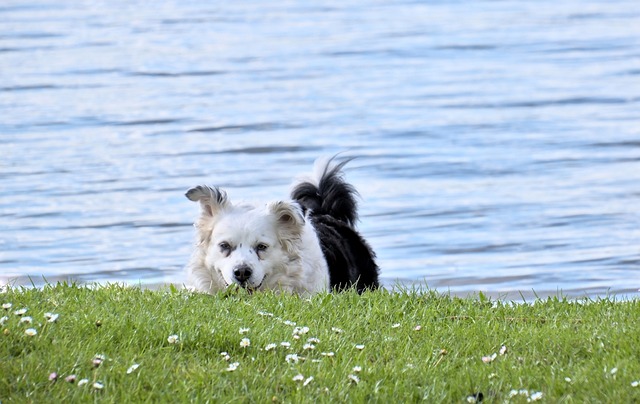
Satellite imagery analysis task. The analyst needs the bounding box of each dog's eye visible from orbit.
[219,242,231,251]
[256,243,268,252]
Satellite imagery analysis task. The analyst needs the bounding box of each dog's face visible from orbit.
[186,186,304,291]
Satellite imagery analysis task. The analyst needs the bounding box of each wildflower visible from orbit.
[348,374,360,384]
[611,367,618,375]
[77,378,89,387]
[65,375,77,383]
[92,382,104,390]
[482,353,497,363]
[14,308,27,316]
[331,327,343,333]
[127,364,140,374]
[293,326,309,335]
[239,327,250,334]
[391,323,401,328]
[0,316,8,325]
[292,374,304,382]
[499,345,507,355]
[285,354,299,364]
[167,334,179,344]
[49,372,58,382]
[226,362,239,372]
[240,338,251,348]
[280,341,291,348]
[631,381,639,387]
[529,391,543,401]
[2,303,11,310]
[303,376,314,386]
[303,343,315,351]
[20,316,32,324]
[354,344,365,350]
[283,320,296,326]
[565,377,572,383]
[508,390,519,398]
[414,325,422,331]
[24,328,37,336]
[352,366,362,373]
[321,352,335,357]
[220,352,231,361]
[307,337,320,344]
[92,354,105,367]
[488,373,497,379]
[265,343,277,351]
[44,313,59,323]
[257,311,274,317]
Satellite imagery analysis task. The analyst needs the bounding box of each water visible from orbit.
[1,0,639,299]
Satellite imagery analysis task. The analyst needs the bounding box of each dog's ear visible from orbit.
[185,185,229,217]
[268,201,305,254]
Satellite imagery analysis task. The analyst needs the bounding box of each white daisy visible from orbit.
[92,382,104,390]
[0,316,8,325]
[331,327,344,333]
[529,391,543,401]
[280,342,291,348]
[44,313,59,323]
[19,316,32,324]
[239,328,250,334]
[354,344,365,350]
[127,364,140,374]
[321,352,335,357]
[352,366,362,373]
[348,374,360,384]
[303,343,315,351]
[2,303,11,310]
[240,338,251,348]
[285,354,299,364]
[24,328,37,336]
[77,378,89,387]
[14,308,27,316]
[265,343,277,351]
[226,362,239,372]
[303,376,314,386]
[167,334,179,344]
[292,374,304,382]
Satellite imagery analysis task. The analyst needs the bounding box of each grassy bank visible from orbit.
[1,284,639,402]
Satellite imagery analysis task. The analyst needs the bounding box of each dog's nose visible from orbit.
[233,265,252,283]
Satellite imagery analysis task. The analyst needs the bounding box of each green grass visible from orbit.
[1,283,640,403]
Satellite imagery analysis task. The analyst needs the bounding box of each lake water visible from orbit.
[1,0,639,299]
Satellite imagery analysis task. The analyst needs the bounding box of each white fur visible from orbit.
[185,187,329,295]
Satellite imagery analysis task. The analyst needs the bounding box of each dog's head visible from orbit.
[186,186,305,291]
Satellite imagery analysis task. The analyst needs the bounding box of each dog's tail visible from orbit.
[291,157,359,227]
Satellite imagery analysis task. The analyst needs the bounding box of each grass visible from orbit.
[1,283,640,403]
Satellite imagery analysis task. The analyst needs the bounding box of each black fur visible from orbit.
[291,158,380,292]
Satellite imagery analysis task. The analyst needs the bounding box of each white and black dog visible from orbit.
[185,157,379,294]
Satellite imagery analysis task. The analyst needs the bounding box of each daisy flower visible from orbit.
[292,374,304,382]
[239,327,250,334]
[283,320,296,326]
[352,366,362,373]
[24,328,37,336]
[304,376,314,386]
[127,364,140,374]
[92,354,105,367]
[20,316,32,324]
[280,341,291,348]
[321,352,335,357]
[482,353,497,363]
[529,391,543,401]
[49,372,58,382]
[331,327,343,333]
[14,308,27,316]
[307,337,320,344]
[354,344,365,350]
[1,316,9,325]
[240,338,251,348]
[2,303,11,310]
[293,326,310,335]
[348,374,360,384]
[65,375,77,383]
[264,343,277,351]
[167,334,179,344]
[285,354,299,364]
[414,325,422,331]
[226,362,239,372]
[391,323,401,328]
[631,381,639,387]
[303,343,315,351]
[77,379,89,387]
[92,382,104,390]
[44,313,59,323]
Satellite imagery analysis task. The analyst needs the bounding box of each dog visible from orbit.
[184,157,379,294]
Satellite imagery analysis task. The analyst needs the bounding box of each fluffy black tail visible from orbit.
[291,157,359,227]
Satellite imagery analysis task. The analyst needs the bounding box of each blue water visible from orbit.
[1,0,639,299]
